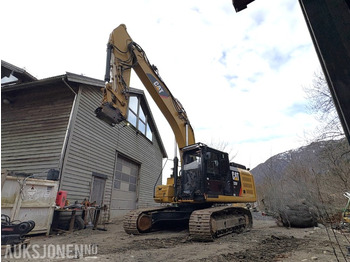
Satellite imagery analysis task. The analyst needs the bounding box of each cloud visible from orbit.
[224,74,238,82]
[263,48,292,70]
[219,51,227,65]
[1,0,322,172]
[284,102,308,117]
[251,10,266,26]
[239,134,285,144]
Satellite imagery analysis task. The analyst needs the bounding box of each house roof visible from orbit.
[1,71,104,92]
[1,60,37,84]
[1,68,167,158]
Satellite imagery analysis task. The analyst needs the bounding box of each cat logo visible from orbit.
[153,80,164,94]
[232,171,240,181]
[147,73,169,98]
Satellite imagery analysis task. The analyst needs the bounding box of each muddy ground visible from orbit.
[3,212,350,262]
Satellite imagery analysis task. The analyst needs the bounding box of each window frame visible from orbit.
[127,95,153,141]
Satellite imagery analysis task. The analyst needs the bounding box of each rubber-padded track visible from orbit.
[123,206,168,234]
[189,206,252,241]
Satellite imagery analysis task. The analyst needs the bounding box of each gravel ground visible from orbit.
[2,211,350,262]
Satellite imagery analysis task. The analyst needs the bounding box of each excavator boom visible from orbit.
[95,24,195,150]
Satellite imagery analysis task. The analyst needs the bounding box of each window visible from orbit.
[206,152,219,176]
[1,74,18,85]
[127,96,153,141]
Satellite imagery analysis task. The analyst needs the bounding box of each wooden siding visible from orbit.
[1,85,75,174]
[60,85,164,218]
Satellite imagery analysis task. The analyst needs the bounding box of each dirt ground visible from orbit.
[3,212,350,262]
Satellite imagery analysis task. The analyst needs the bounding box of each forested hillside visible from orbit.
[251,138,350,219]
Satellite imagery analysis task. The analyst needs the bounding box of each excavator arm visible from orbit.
[95,24,195,150]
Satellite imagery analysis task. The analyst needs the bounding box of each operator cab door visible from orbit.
[181,148,203,201]
[181,146,230,201]
[204,149,230,197]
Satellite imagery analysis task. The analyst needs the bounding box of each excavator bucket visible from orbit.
[95,103,125,127]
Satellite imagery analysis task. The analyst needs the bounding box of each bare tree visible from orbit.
[304,71,349,212]
[256,158,288,214]
[304,71,344,140]
[319,140,350,191]
[208,139,238,162]
[255,72,349,225]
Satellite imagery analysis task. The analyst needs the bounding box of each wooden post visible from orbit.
[93,209,101,230]
[69,210,76,232]
[1,169,8,190]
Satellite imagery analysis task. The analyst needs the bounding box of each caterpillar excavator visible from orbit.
[95,24,257,241]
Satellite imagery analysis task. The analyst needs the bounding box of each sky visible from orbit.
[1,0,321,177]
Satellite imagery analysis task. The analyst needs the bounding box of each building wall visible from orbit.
[1,84,75,174]
[60,85,164,218]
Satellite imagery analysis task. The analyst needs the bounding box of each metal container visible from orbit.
[1,175,58,235]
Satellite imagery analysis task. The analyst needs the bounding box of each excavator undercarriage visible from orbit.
[123,204,252,241]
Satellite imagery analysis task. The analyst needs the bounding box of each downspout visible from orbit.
[185,123,189,146]
[173,138,178,199]
[58,77,78,190]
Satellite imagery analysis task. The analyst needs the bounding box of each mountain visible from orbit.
[250,139,344,185]
[250,138,349,219]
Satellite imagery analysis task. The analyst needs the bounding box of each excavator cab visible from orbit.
[154,142,256,206]
[180,143,231,202]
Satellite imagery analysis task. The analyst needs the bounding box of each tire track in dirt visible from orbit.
[191,235,309,262]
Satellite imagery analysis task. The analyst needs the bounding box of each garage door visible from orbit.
[110,154,139,217]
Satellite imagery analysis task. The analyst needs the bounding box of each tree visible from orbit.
[304,71,344,140]
[208,139,238,162]
[254,72,349,225]
[304,70,350,216]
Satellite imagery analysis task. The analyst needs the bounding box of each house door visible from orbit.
[91,174,106,206]
[111,154,139,216]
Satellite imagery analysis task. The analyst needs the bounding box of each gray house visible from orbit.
[1,60,167,219]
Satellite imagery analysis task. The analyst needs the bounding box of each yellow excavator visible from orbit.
[95,24,257,241]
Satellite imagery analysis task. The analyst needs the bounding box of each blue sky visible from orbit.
[1,0,321,174]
